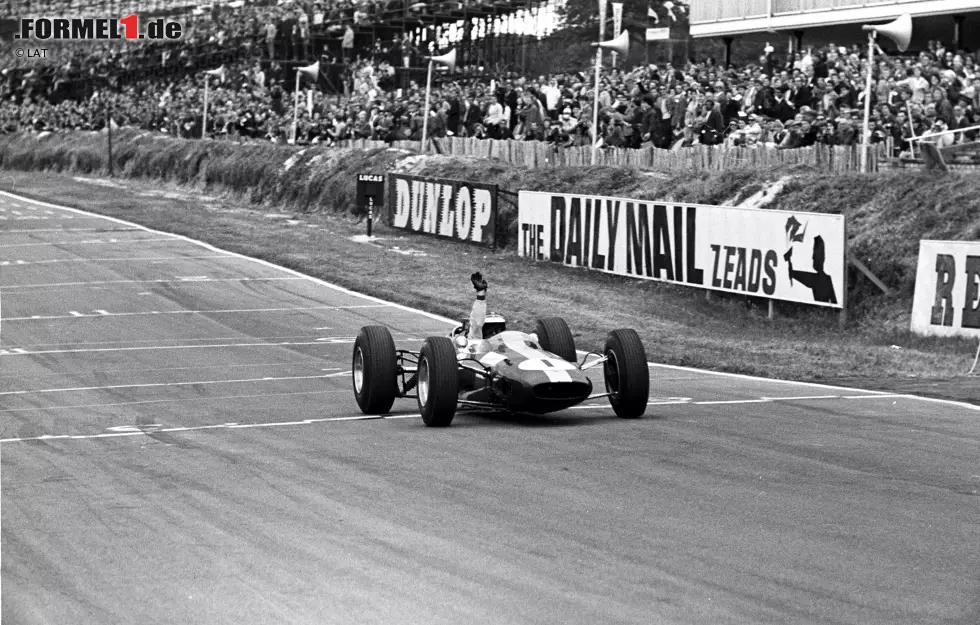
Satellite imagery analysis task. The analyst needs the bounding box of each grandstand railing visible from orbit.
[692,0,932,23]
[907,123,980,152]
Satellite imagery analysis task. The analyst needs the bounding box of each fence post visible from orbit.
[840,224,849,329]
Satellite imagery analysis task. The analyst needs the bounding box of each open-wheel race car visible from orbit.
[351,317,650,427]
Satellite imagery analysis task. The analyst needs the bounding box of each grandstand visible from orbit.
[0,0,568,110]
[690,0,980,65]
[1,0,561,70]
[2,0,977,174]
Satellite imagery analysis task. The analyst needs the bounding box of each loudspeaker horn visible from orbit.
[204,65,227,81]
[593,30,630,56]
[862,13,911,52]
[428,48,457,70]
[298,61,320,80]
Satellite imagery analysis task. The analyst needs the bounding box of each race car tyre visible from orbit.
[603,329,650,418]
[352,325,398,415]
[417,337,459,427]
[534,317,577,363]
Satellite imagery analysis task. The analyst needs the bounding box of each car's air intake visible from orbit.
[534,382,591,401]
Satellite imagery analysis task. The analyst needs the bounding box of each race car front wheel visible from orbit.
[417,337,459,427]
[603,329,650,418]
[352,325,398,415]
[535,317,576,363]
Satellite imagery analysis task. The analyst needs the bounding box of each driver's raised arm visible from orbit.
[468,272,487,340]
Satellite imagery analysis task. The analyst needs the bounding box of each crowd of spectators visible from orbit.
[3,0,483,76]
[3,0,979,156]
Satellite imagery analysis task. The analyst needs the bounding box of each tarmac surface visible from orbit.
[1,191,978,625]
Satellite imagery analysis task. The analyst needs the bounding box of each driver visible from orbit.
[455,272,507,356]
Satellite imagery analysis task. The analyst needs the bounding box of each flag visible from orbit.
[648,7,659,23]
[663,1,677,23]
[785,217,807,244]
[342,25,354,49]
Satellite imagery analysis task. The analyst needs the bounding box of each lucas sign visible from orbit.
[388,174,497,247]
[519,191,845,308]
[911,240,980,337]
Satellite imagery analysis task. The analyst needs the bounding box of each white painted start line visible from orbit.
[0,393,914,444]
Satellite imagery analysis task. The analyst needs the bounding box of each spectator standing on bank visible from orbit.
[265,19,277,59]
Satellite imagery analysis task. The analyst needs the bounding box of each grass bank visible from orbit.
[2,131,979,404]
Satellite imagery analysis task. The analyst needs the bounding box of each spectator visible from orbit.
[3,6,975,161]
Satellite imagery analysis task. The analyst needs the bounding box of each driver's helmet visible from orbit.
[482,313,506,339]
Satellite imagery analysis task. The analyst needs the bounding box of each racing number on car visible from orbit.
[518,358,575,382]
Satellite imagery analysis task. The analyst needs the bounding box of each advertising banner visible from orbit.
[911,240,980,337]
[388,174,497,247]
[518,191,845,308]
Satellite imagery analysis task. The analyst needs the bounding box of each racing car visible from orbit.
[351,316,650,427]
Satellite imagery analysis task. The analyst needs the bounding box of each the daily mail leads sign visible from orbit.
[519,191,845,308]
[388,174,497,247]
[911,240,980,337]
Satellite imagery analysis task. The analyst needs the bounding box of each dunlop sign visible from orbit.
[911,240,980,337]
[518,191,845,308]
[388,174,497,247]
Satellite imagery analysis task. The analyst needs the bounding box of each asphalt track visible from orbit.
[0,190,978,625]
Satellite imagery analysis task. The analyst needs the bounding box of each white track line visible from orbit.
[0,340,333,357]
[0,414,391,443]
[648,363,980,412]
[841,394,906,400]
[2,189,977,414]
[0,374,337,396]
[2,304,389,322]
[0,237,175,249]
[0,389,348,414]
[4,333,327,348]
[0,254,229,266]
[0,277,306,291]
[1,227,135,233]
[0,389,923,444]
[758,395,841,401]
[0,360,329,379]
[0,190,457,325]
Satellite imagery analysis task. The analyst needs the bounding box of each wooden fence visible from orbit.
[336,137,882,173]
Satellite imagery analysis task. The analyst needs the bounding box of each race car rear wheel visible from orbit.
[417,337,459,427]
[352,325,398,415]
[535,317,576,363]
[603,329,650,418]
